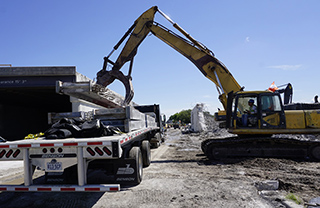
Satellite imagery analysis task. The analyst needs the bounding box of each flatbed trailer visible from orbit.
[0,127,158,192]
[0,104,163,192]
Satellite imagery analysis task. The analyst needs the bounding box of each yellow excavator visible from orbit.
[96,6,320,160]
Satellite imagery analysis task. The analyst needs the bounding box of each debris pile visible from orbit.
[190,103,207,132]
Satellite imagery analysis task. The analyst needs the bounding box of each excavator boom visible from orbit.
[97,6,158,105]
[96,6,241,108]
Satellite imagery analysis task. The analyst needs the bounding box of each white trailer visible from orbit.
[0,91,163,192]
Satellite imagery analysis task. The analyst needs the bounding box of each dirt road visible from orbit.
[0,128,319,207]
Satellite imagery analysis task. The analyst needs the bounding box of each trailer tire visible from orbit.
[141,140,151,167]
[150,140,160,148]
[155,132,162,142]
[150,132,162,148]
[129,146,143,184]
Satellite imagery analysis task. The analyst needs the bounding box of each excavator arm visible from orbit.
[96,6,242,109]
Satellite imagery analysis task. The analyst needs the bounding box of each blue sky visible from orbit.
[1,1,320,117]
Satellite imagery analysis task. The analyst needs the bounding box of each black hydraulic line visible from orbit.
[114,22,137,50]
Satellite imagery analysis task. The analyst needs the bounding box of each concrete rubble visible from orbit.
[255,180,279,191]
[191,103,207,132]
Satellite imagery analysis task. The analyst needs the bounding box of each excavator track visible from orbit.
[201,136,320,161]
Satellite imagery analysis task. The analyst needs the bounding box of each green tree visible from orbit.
[169,109,191,124]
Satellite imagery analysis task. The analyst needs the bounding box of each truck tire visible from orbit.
[141,140,151,167]
[129,146,143,184]
[150,132,162,148]
[155,132,162,142]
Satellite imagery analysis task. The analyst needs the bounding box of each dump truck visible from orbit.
[0,67,163,192]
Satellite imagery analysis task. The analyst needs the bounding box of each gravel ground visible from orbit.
[0,127,319,207]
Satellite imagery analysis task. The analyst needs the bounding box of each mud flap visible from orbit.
[114,158,140,185]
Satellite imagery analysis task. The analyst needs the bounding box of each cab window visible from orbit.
[234,95,258,127]
[235,96,257,115]
[261,95,282,111]
[260,94,283,128]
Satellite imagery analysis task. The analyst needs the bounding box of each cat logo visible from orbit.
[116,164,134,175]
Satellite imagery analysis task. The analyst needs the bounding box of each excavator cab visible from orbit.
[230,91,286,131]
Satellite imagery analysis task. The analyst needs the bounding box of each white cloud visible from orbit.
[203,95,212,98]
[245,37,250,42]
[267,64,302,71]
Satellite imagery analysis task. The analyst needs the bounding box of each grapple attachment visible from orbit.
[96,69,134,105]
